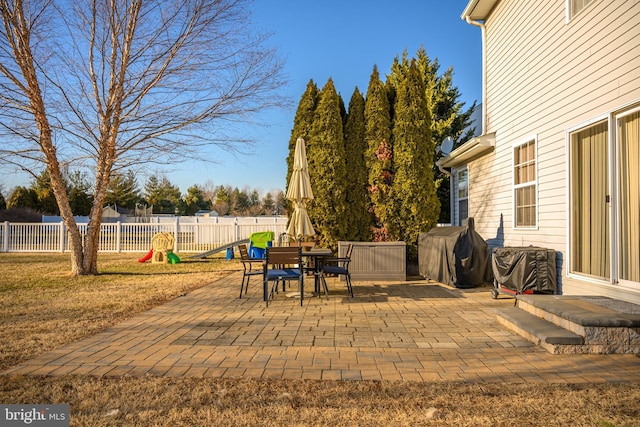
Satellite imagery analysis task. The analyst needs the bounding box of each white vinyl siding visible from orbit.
[463,0,640,300]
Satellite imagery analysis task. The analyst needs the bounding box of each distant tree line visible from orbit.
[0,170,286,218]
[287,47,476,258]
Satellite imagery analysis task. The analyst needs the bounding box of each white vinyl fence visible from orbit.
[0,217,288,253]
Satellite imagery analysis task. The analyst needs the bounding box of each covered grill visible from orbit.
[491,246,557,298]
[418,218,492,288]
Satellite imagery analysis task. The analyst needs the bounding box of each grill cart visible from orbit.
[491,246,557,299]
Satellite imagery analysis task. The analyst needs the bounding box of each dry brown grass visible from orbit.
[0,253,236,371]
[1,253,639,426]
[2,376,639,426]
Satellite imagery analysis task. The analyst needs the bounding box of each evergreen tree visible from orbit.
[390,60,439,258]
[262,192,275,215]
[183,185,211,216]
[249,189,260,208]
[344,87,371,241]
[229,187,241,214]
[143,175,161,208]
[364,65,393,241]
[67,171,93,216]
[286,80,320,189]
[31,170,59,215]
[243,189,259,215]
[0,188,5,210]
[307,79,347,249]
[7,186,38,210]
[144,175,182,214]
[213,185,230,215]
[104,170,142,210]
[274,190,286,216]
[390,47,476,223]
[214,185,230,204]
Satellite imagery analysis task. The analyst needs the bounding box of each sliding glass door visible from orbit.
[569,121,609,279]
[569,108,640,290]
[618,111,640,284]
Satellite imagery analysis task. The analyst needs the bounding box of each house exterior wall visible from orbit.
[466,0,640,302]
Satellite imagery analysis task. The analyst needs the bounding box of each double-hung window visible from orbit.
[567,0,596,21]
[513,138,537,228]
[457,169,468,226]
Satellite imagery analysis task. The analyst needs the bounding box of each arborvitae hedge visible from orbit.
[307,79,347,250]
[344,87,371,241]
[286,80,319,191]
[389,60,439,258]
[364,66,393,241]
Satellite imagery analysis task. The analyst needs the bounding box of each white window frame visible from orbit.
[457,168,469,226]
[614,105,640,289]
[565,0,596,23]
[512,136,538,230]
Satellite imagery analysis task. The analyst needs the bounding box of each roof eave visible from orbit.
[461,0,499,21]
[437,132,496,169]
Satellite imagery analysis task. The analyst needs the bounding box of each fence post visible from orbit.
[59,221,65,252]
[234,217,240,242]
[194,218,200,249]
[2,221,8,252]
[174,218,179,253]
[116,221,122,253]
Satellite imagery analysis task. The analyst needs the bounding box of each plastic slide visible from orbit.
[138,249,153,263]
[185,238,250,259]
[167,252,181,264]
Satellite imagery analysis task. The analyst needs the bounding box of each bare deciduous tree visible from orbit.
[0,0,286,274]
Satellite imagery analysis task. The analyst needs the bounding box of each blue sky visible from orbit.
[197,0,483,195]
[2,0,481,197]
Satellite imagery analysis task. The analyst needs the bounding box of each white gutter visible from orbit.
[464,16,486,135]
[437,12,488,179]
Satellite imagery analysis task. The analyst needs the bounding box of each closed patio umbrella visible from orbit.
[286,137,315,241]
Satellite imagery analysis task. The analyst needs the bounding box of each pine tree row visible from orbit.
[287,48,476,259]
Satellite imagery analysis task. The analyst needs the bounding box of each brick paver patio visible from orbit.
[4,272,640,383]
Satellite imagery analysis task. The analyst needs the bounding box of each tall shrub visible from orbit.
[390,48,477,224]
[390,61,439,258]
[364,66,393,241]
[307,79,347,250]
[286,80,320,188]
[344,88,372,241]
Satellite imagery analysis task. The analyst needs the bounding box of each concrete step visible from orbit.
[517,295,640,354]
[495,307,584,354]
[496,295,640,354]
[517,295,640,328]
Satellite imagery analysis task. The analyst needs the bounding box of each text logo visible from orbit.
[1,405,69,426]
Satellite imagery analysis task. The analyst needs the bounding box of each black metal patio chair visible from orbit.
[320,243,354,298]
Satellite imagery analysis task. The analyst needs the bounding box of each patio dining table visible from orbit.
[300,247,333,298]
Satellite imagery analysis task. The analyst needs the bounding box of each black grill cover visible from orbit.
[492,246,556,294]
[418,218,492,288]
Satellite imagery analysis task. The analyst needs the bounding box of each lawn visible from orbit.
[1,253,639,426]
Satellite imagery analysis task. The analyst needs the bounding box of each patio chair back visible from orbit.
[321,243,354,297]
[263,246,304,306]
[238,244,264,298]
